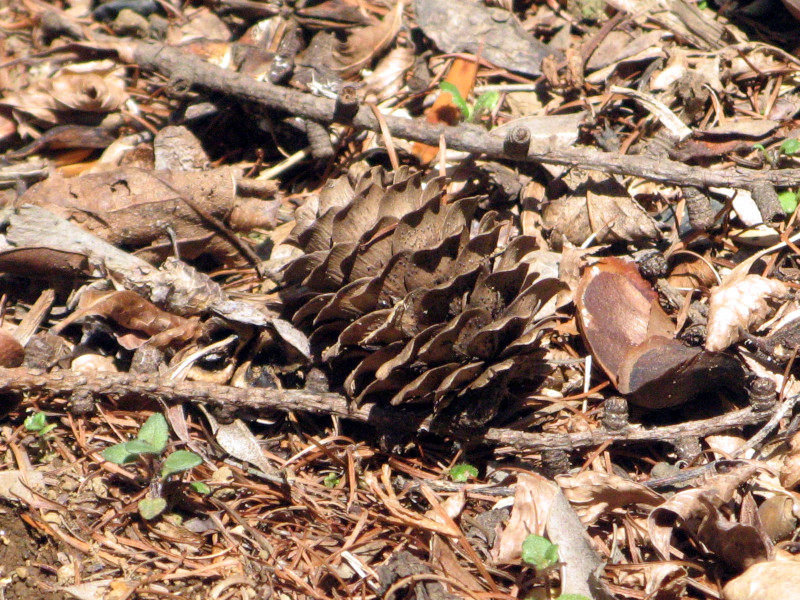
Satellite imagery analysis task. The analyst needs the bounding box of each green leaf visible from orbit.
[137,413,169,453]
[697,0,708,8]
[103,442,136,464]
[556,595,591,600]
[39,423,57,437]
[781,138,800,155]
[471,91,500,121]
[780,190,798,214]
[323,473,341,488]
[439,82,470,121]
[24,412,48,432]
[124,439,160,455]
[449,463,478,483]
[161,450,202,478]
[138,497,167,520]
[521,534,560,569]
[190,481,211,495]
[753,143,766,151]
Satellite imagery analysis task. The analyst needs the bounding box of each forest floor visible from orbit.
[0,0,800,599]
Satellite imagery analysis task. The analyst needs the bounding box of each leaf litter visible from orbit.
[1,1,800,600]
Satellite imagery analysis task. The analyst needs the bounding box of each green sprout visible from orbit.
[24,412,57,439]
[521,534,560,571]
[779,190,798,214]
[323,472,341,488]
[439,82,500,124]
[449,463,478,482]
[754,139,800,168]
[102,413,204,520]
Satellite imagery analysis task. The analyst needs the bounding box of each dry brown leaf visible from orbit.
[557,471,664,525]
[20,167,280,265]
[0,60,128,123]
[332,1,404,78]
[493,472,612,599]
[575,257,741,408]
[648,464,770,571]
[543,176,661,247]
[0,330,24,368]
[53,290,199,350]
[705,275,789,352]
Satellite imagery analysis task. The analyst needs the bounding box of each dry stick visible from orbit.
[130,42,800,191]
[0,367,774,451]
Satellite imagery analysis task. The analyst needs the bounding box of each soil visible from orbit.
[0,507,71,600]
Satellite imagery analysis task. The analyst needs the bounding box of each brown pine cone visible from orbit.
[280,168,563,429]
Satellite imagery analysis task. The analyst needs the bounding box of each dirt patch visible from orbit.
[0,506,71,600]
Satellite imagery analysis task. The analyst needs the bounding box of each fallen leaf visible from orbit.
[557,471,664,525]
[648,464,770,571]
[723,559,800,600]
[332,1,404,78]
[575,257,742,408]
[543,176,661,247]
[705,275,789,352]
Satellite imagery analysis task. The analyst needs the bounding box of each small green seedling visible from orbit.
[323,472,341,488]
[102,413,204,520]
[779,190,798,214]
[449,463,478,483]
[521,534,560,571]
[754,139,800,168]
[780,138,800,156]
[439,82,500,124]
[24,412,57,439]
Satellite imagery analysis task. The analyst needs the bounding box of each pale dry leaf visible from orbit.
[362,44,415,103]
[780,430,800,489]
[705,275,789,352]
[333,1,404,78]
[492,472,554,562]
[1,60,128,123]
[492,472,611,599]
[61,579,114,600]
[557,471,664,525]
[644,563,687,600]
[0,470,45,504]
[723,560,800,600]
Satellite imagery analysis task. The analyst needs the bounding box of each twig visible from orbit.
[127,41,800,192]
[0,367,775,451]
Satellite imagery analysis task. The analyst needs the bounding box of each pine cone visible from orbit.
[281,168,563,429]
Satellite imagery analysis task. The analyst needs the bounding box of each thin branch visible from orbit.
[130,41,800,192]
[0,367,774,451]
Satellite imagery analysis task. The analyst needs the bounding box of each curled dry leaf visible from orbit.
[576,258,742,408]
[332,1,404,78]
[648,464,769,572]
[705,274,789,352]
[52,290,199,350]
[20,167,280,265]
[0,60,128,123]
[556,471,664,525]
